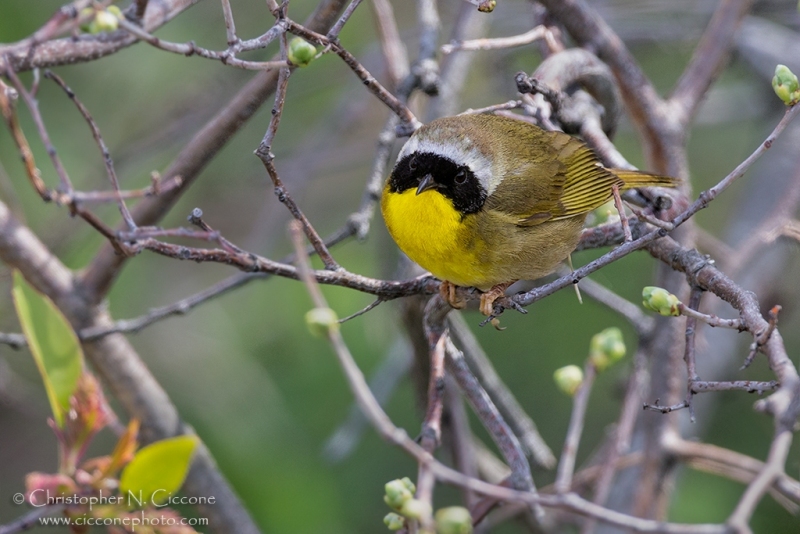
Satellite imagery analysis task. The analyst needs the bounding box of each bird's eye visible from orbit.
[408,156,418,171]
[454,169,467,185]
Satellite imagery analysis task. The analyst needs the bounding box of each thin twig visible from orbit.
[284,20,421,128]
[727,164,800,276]
[492,104,800,318]
[728,430,795,530]
[682,287,703,422]
[220,0,238,46]
[444,337,543,522]
[254,34,340,271]
[611,184,632,242]
[448,312,556,469]
[419,331,447,453]
[278,213,733,534]
[459,100,523,115]
[582,348,649,534]
[666,436,800,511]
[133,0,150,20]
[0,503,66,534]
[4,67,74,194]
[741,305,781,369]
[80,272,263,340]
[369,0,409,87]
[116,16,290,71]
[690,381,779,394]
[678,303,742,330]
[555,362,597,494]
[0,0,196,74]
[669,0,755,127]
[322,343,412,462]
[0,332,27,349]
[570,275,654,336]
[0,76,126,254]
[642,399,689,414]
[45,71,136,230]
[327,0,364,40]
[442,26,547,54]
[415,330,448,531]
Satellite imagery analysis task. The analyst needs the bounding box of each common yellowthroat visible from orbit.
[381,114,677,315]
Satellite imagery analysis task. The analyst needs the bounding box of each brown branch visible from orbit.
[690,381,779,394]
[448,313,556,469]
[0,200,261,534]
[573,275,654,336]
[45,71,136,230]
[536,0,675,173]
[220,0,238,46]
[0,503,67,534]
[667,437,800,511]
[415,327,448,531]
[419,328,447,454]
[581,348,650,534]
[669,0,755,126]
[490,103,800,318]
[242,227,743,531]
[681,287,703,422]
[0,76,126,254]
[369,0,409,88]
[728,430,795,530]
[442,25,547,54]
[327,0,365,40]
[0,332,27,349]
[0,0,198,74]
[80,0,351,302]
[443,337,543,522]
[555,362,597,494]
[645,235,800,424]
[284,20,421,128]
[115,16,291,71]
[134,0,150,21]
[4,68,74,193]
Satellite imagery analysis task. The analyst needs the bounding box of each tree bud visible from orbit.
[642,286,681,316]
[554,365,584,396]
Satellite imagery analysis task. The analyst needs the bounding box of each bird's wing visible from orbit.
[485,129,622,227]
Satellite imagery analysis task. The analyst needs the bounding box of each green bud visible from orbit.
[554,365,584,397]
[305,307,339,337]
[106,5,123,19]
[400,498,432,521]
[589,327,626,371]
[478,1,497,12]
[642,286,681,316]
[383,512,405,531]
[89,8,120,33]
[772,65,800,105]
[384,479,413,510]
[400,477,416,494]
[288,37,318,67]
[435,506,473,534]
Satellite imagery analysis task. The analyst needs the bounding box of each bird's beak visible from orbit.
[416,174,436,195]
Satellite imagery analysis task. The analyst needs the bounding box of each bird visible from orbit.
[381,113,677,316]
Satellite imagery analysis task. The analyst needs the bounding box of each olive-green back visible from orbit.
[473,115,674,225]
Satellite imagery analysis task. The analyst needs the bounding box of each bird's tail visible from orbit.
[613,169,679,190]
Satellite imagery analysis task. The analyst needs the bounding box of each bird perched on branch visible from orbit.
[381,114,677,316]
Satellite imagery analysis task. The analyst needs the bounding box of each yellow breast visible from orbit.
[381,185,488,288]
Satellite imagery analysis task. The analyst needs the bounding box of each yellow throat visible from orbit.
[381,185,486,288]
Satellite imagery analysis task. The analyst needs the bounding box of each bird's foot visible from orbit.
[439,280,467,309]
[479,281,516,317]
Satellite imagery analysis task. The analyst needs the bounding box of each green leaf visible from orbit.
[120,435,199,507]
[12,270,83,427]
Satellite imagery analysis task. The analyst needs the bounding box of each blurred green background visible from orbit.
[1,1,799,532]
